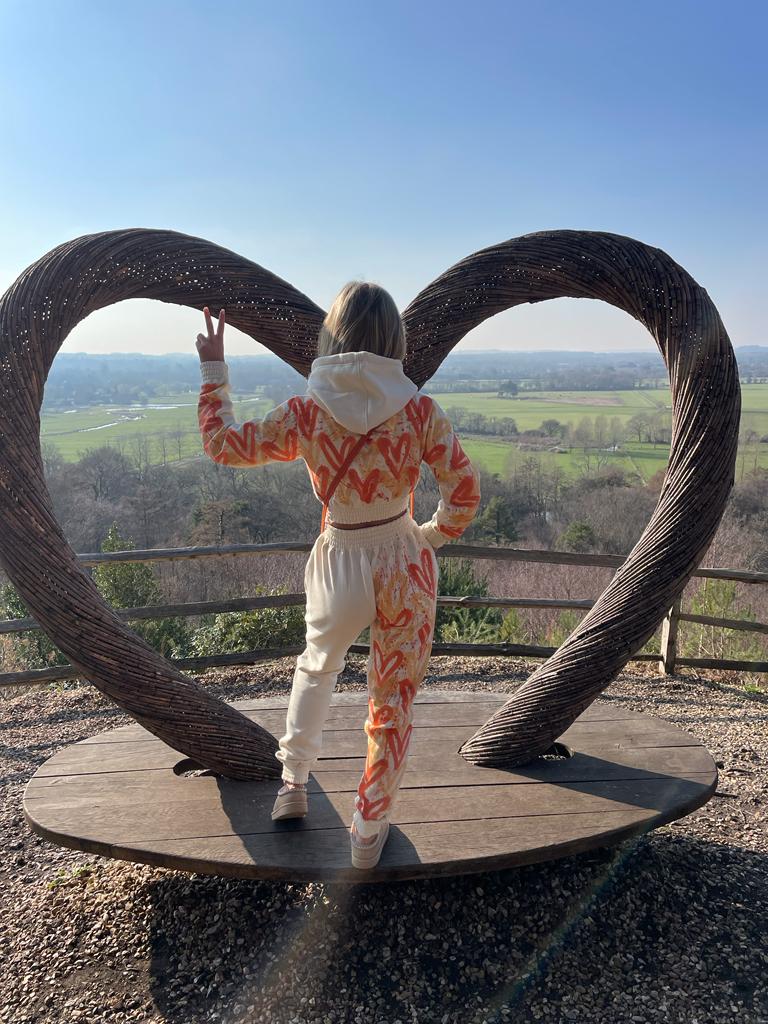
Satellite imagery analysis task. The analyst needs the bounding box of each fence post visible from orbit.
[659,598,682,676]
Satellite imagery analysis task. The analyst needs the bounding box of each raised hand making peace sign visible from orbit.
[196,306,226,363]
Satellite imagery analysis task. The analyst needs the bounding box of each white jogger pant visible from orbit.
[275,513,438,837]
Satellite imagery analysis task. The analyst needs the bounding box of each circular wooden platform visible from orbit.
[23,691,717,884]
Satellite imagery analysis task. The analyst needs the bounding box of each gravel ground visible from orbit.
[1,656,766,1024]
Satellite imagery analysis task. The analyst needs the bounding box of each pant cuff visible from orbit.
[352,808,388,837]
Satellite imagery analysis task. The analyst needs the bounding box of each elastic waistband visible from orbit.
[323,512,417,549]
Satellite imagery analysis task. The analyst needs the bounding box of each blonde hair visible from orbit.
[317,281,406,360]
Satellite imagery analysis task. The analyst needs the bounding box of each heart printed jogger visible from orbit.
[271,511,440,837]
[355,521,439,830]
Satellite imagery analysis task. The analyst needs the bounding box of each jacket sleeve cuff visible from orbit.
[200,360,229,385]
[418,521,449,549]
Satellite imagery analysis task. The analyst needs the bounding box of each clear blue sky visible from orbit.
[1,0,765,357]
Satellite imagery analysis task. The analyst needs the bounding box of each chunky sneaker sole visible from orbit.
[271,789,308,820]
[350,820,390,869]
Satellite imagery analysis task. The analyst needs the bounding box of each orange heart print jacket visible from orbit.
[197,351,482,547]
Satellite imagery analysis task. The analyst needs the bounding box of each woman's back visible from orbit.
[198,350,480,545]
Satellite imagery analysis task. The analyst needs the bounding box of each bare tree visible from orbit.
[626,414,650,443]
[169,427,186,461]
[74,446,136,502]
[127,434,152,480]
[609,416,625,448]
[41,442,65,479]
[594,414,608,447]
[572,416,594,452]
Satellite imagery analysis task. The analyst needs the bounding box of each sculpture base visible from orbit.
[23,691,716,884]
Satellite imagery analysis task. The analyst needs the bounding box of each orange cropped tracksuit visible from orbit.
[198,351,481,837]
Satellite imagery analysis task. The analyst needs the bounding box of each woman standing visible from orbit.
[197,283,480,867]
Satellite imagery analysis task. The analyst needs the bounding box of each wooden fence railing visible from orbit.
[1,542,766,688]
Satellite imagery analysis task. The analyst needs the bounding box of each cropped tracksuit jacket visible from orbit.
[197,351,481,546]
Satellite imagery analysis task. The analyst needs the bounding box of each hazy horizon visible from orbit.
[54,342,765,359]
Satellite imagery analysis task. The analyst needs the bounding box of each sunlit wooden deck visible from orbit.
[23,691,717,884]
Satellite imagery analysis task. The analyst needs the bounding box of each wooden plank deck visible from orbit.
[23,691,717,884]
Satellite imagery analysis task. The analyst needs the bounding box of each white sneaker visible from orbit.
[350,818,390,869]
[271,782,308,820]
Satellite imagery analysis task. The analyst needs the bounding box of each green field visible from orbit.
[434,384,768,438]
[459,437,673,483]
[439,385,768,482]
[433,386,671,429]
[41,391,271,462]
[461,436,766,484]
[41,384,768,482]
[739,384,768,436]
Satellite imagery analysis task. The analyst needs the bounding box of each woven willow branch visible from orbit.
[0,228,740,778]
[401,231,740,766]
[0,229,324,779]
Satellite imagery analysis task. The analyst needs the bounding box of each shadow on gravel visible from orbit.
[137,832,766,1024]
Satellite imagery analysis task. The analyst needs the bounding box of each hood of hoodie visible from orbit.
[305,351,418,434]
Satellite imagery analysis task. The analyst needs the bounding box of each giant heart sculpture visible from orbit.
[0,228,740,777]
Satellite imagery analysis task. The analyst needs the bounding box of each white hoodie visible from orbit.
[305,351,418,434]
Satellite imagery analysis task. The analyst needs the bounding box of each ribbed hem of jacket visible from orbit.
[325,494,410,525]
[200,360,228,385]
